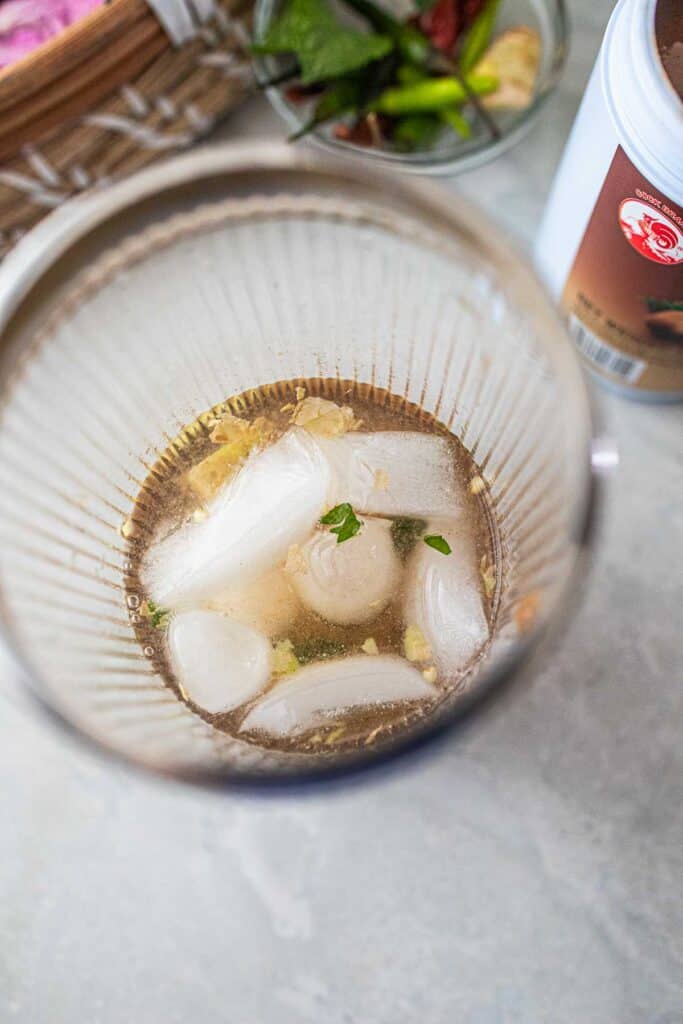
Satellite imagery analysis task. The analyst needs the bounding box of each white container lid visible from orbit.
[601,0,683,204]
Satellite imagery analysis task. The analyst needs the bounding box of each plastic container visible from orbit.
[535,0,683,401]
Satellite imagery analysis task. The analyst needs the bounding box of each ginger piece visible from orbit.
[188,416,277,502]
[292,396,358,437]
[186,441,250,502]
[404,624,432,663]
[476,27,541,110]
[272,638,300,676]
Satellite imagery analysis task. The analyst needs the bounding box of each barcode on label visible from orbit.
[569,316,645,383]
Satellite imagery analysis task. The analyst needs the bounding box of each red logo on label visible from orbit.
[618,198,683,265]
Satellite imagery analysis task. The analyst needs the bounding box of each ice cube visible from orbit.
[168,610,272,714]
[288,517,400,625]
[144,428,331,608]
[317,432,461,519]
[240,654,436,737]
[404,520,489,676]
[206,568,300,636]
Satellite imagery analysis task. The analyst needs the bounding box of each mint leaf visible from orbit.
[321,502,352,525]
[331,514,362,543]
[424,534,451,555]
[321,502,362,543]
[255,0,392,84]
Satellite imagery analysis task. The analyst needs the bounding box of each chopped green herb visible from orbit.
[254,0,392,85]
[424,534,452,555]
[144,600,171,630]
[333,515,363,543]
[320,502,363,543]
[390,516,427,558]
[320,502,352,525]
[293,637,346,664]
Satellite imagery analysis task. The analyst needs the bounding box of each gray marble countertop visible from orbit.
[1,2,682,1022]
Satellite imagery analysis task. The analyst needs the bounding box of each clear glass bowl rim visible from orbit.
[253,0,569,175]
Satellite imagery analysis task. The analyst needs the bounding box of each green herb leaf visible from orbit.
[293,637,346,664]
[331,514,362,543]
[339,0,431,65]
[321,502,363,543]
[390,517,427,558]
[413,0,438,10]
[424,534,452,555]
[255,0,392,85]
[321,502,353,525]
[145,600,171,630]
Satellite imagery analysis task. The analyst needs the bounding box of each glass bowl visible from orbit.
[0,142,596,786]
[253,0,568,175]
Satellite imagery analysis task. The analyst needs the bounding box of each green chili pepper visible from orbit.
[396,65,472,138]
[440,106,472,138]
[393,114,442,151]
[373,73,498,115]
[396,63,427,86]
[290,78,363,139]
[459,0,503,73]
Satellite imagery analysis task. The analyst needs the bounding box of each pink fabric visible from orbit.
[0,0,104,68]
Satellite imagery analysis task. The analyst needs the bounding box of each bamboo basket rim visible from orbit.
[0,0,169,161]
[0,0,254,258]
[0,0,132,93]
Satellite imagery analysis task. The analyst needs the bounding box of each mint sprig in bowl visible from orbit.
[253,0,567,173]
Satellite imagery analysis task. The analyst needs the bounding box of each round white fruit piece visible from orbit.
[288,518,400,625]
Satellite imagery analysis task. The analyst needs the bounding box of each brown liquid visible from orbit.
[124,378,501,754]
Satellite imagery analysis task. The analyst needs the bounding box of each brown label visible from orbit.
[562,146,683,393]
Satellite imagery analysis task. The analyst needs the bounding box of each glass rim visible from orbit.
[0,141,599,789]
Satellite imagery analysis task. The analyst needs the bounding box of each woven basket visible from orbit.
[0,0,256,259]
